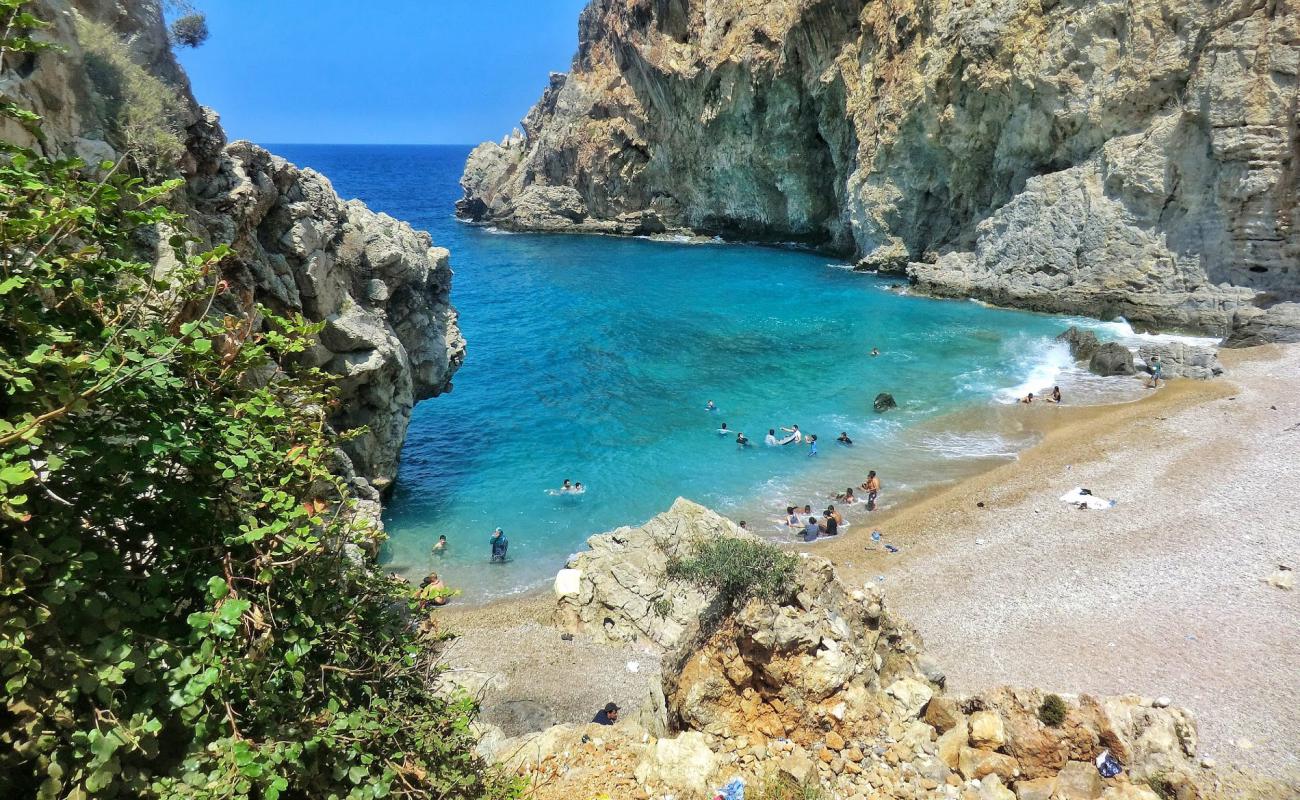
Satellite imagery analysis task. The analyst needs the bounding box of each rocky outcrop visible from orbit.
[461,0,1299,341]
[1090,342,1139,377]
[507,499,1211,800]
[2,0,463,491]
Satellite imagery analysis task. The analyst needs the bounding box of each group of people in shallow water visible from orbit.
[1021,385,1063,404]
[778,468,882,543]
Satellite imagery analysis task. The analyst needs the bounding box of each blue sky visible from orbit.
[175,1,589,145]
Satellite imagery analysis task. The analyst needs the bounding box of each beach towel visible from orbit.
[1060,487,1115,510]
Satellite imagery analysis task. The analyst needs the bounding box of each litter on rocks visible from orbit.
[1266,564,1294,590]
[1060,486,1115,509]
[1095,748,1122,778]
[712,777,744,800]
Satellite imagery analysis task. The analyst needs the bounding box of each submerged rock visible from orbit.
[1058,327,1102,362]
[874,392,898,413]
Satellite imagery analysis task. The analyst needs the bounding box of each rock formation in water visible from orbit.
[486,500,1210,800]
[459,0,1299,342]
[2,0,464,500]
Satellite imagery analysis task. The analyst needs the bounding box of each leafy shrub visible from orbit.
[170,13,209,48]
[667,536,800,610]
[0,3,516,797]
[75,13,185,175]
[1146,773,1177,800]
[1038,693,1068,727]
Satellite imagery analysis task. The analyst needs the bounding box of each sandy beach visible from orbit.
[437,344,1300,785]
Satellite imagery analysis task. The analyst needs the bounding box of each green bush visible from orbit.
[1037,693,1068,727]
[666,536,800,610]
[75,13,185,175]
[0,2,516,797]
[169,14,209,48]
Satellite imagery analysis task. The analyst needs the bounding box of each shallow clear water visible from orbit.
[271,145,1178,601]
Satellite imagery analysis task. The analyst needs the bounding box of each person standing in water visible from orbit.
[1149,356,1164,388]
[765,429,778,446]
[862,471,881,511]
[490,528,509,562]
[432,535,448,555]
[736,432,751,447]
[807,435,818,456]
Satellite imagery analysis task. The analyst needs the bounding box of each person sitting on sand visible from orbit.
[765,428,778,446]
[417,572,449,608]
[592,702,619,725]
[490,528,509,562]
[803,516,821,542]
[1021,392,1034,404]
[819,510,839,536]
[807,434,818,457]
[837,431,853,445]
[432,534,448,554]
[826,504,844,525]
[837,487,857,504]
[784,506,800,527]
[1046,385,1062,404]
[736,432,750,447]
[861,471,880,511]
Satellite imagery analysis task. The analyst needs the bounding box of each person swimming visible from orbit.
[432,534,448,554]
[1021,392,1034,404]
[571,482,585,494]
[717,422,730,435]
[736,432,750,447]
[706,400,717,411]
[561,479,573,491]
[836,431,853,445]
[765,429,778,446]
[870,347,880,357]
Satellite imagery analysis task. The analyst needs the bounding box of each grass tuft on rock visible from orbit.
[666,536,799,610]
[1038,693,1068,727]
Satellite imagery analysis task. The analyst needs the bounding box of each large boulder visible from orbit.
[1137,343,1224,380]
[632,731,719,797]
[553,498,756,649]
[1089,342,1137,376]
[874,392,898,413]
[1057,327,1102,362]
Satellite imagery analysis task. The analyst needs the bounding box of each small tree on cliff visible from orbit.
[0,2,516,797]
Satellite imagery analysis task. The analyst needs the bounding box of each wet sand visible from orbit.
[436,344,1300,782]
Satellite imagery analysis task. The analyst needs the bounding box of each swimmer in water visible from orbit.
[765,429,778,446]
[573,482,585,493]
[779,424,802,445]
[718,422,730,435]
[837,431,853,445]
[837,487,857,504]
[871,347,880,357]
[1021,392,1034,404]
[561,479,573,491]
[432,534,448,554]
[785,506,800,527]
[706,400,716,411]
[807,435,818,456]
[736,432,750,447]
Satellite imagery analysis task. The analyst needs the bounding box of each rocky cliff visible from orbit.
[2,0,464,498]
[459,0,1299,341]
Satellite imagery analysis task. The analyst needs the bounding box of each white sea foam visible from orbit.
[914,432,1026,460]
[1066,317,1220,348]
[995,338,1078,403]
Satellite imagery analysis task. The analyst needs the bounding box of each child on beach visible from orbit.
[861,471,880,510]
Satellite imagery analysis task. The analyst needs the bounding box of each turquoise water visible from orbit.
[271,145,1151,600]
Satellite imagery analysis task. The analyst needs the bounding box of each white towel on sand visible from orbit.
[1060,487,1115,509]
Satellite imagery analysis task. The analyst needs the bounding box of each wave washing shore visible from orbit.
[441,343,1300,791]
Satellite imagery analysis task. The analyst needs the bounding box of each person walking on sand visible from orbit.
[1148,355,1164,388]
[861,471,881,511]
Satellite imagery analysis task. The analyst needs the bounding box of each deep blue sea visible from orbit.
[269,144,1190,600]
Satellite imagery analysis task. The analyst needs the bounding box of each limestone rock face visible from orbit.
[461,0,1299,341]
[554,498,753,649]
[3,0,464,492]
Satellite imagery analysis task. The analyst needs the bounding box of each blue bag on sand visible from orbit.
[1095,749,1122,778]
[715,777,744,800]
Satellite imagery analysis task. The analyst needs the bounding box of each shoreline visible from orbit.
[439,343,1300,783]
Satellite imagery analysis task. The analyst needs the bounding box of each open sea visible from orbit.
[270,144,1214,601]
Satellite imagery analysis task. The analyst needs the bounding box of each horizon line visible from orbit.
[259,141,479,147]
